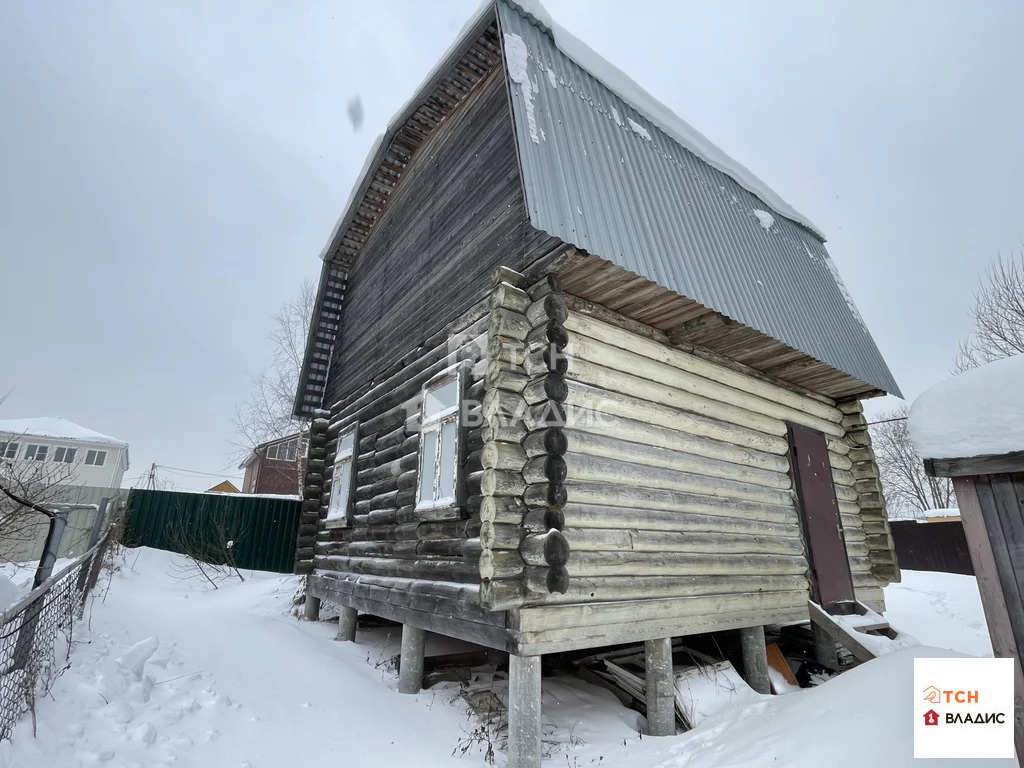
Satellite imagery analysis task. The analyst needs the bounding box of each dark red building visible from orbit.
[240,433,306,496]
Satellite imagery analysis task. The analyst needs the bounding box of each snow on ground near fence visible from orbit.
[0,552,1012,768]
[909,352,1024,459]
[0,558,77,612]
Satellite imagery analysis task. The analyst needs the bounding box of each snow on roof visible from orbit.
[0,417,128,447]
[508,0,825,240]
[909,353,1024,459]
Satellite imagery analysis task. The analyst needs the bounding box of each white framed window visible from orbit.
[84,449,107,466]
[0,442,18,460]
[266,438,299,462]
[25,444,49,461]
[416,367,462,511]
[326,425,358,525]
[53,446,77,463]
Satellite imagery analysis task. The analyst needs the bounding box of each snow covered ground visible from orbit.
[0,552,1013,767]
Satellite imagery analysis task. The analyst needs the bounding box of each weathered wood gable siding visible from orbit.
[324,66,552,409]
[497,288,896,651]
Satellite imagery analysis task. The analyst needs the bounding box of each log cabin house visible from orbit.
[291,2,900,763]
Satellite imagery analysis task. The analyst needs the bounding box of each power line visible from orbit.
[155,464,243,480]
[864,416,908,426]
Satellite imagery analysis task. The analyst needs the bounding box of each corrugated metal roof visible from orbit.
[497,1,901,397]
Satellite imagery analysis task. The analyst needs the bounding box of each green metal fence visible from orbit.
[123,489,301,574]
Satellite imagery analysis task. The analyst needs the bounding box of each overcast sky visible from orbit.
[2,1,1021,491]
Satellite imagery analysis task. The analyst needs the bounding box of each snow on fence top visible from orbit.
[909,353,1024,460]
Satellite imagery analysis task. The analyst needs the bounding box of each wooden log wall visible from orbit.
[506,294,896,628]
[311,301,490,592]
[295,410,330,576]
[837,401,899,606]
[476,267,571,610]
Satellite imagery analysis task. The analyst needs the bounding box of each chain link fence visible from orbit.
[0,510,114,740]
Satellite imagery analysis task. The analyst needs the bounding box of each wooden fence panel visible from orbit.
[889,518,974,575]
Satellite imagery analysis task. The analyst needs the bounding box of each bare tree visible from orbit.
[0,436,77,563]
[232,279,316,482]
[870,405,955,518]
[955,252,1024,373]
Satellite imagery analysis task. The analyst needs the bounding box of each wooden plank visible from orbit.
[924,451,1024,478]
[516,589,807,632]
[309,575,513,652]
[765,643,798,688]
[516,605,808,656]
[972,476,1024,655]
[952,475,1024,767]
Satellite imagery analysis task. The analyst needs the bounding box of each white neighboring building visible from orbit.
[0,417,130,488]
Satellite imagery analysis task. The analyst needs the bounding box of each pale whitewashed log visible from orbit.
[480,549,526,579]
[483,389,526,420]
[522,455,568,485]
[515,573,809,606]
[481,521,525,550]
[522,373,568,405]
[483,420,528,445]
[829,451,854,471]
[564,483,796,523]
[566,551,807,578]
[560,502,799,535]
[522,428,568,458]
[516,606,808,652]
[523,565,569,594]
[482,441,528,471]
[480,579,527,611]
[520,530,570,567]
[556,406,786,473]
[564,452,794,506]
[480,468,527,497]
[564,528,806,556]
[566,356,804,439]
[563,380,789,455]
[492,265,527,289]
[565,311,841,422]
[486,361,529,393]
[834,483,858,503]
[491,281,532,314]
[491,308,531,341]
[488,334,527,367]
[561,429,791,490]
[517,588,808,632]
[480,495,526,525]
[832,468,856,488]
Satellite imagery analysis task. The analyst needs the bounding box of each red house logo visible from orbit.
[924,709,940,726]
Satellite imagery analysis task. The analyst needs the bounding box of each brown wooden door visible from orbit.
[788,423,855,606]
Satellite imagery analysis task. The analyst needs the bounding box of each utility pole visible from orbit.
[145,462,157,490]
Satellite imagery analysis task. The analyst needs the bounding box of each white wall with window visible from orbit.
[325,426,358,526]
[416,367,463,512]
[0,417,129,488]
